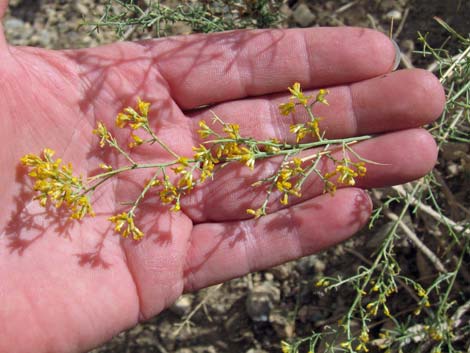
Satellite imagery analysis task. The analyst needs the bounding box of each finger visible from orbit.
[187,69,445,142]
[182,129,437,222]
[93,27,396,110]
[0,0,6,19]
[183,188,372,292]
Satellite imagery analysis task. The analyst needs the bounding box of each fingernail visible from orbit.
[391,39,401,71]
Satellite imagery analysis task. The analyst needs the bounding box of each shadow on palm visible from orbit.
[2,29,287,271]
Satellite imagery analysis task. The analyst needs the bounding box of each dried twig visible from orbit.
[174,284,223,336]
[382,207,448,273]
[366,14,378,31]
[373,188,448,273]
[440,44,470,82]
[122,6,151,40]
[392,7,409,40]
[400,50,415,69]
[451,299,470,328]
[335,1,358,14]
[393,184,470,237]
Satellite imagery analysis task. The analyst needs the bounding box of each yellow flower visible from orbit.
[129,133,144,148]
[93,121,110,148]
[289,123,308,143]
[178,172,194,190]
[200,159,215,182]
[116,98,151,130]
[193,144,210,159]
[315,89,329,105]
[315,278,330,287]
[276,180,292,193]
[323,180,337,195]
[292,157,303,172]
[109,212,144,240]
[99,163,113,171]
[21,149,94,220]
[356,342,369,352]
[428,327,443,341]
[279,101,296,116]
[359,331,370,344]
[223,123,240,139]
[116,112,131,128]
[290,187,302,198]
[383,304,391,317]
[280,193,289,205]
[336,165,358,186]
[43,148,56,160]
[238,147,256,170]
[354,162,367,177]
[137,97,150,116]
[416,285,427,297]
[71,196,95,220]
[177,157,190,166]
[21,153,42,166]
[367,302,378,316]
[159,178,179,205]
[170,198,181,212]
[281,341,291,353]
[306,119,321,139]
[246,208,265,219]
[288,82,310,106]
[198,120,213,139]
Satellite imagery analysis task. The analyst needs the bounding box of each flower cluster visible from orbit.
[280,84,329,144]
[21,83,372,241]
[93,121,111,148]
[246,158,305,218]
[108,212,144,240]
[115,99,150,148]
[289,120,322,143]
[197,119,256,169]
[20,148,94,220]
[365,281,397,318]
[340,329,370,352]
[323,160,367,193]
[116,97,150,130]
[276,158,304,205]
[192,144,216,182]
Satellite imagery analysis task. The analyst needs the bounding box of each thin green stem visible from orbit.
[343,183,421,342]
[260,155,291,213]
[204,135,372,153]
[109,136,136,165]
[297,145,330,189]
[145,125,180,159]
[129,169,161,216]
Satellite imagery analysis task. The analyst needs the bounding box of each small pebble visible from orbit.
[246,283,280,322]
[293,3,316,27]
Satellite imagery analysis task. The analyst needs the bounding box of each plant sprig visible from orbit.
[21,83,373,240]
[283,19,470,353]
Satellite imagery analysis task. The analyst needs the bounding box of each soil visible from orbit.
[3,1,469,352]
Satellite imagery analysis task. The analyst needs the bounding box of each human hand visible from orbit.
[0,0,445,351]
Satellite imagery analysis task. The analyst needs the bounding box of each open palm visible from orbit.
[0,2,445,352]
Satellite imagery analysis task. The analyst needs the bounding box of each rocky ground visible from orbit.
[4,1,469,352]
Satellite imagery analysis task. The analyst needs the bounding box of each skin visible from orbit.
[0,1,445,352]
